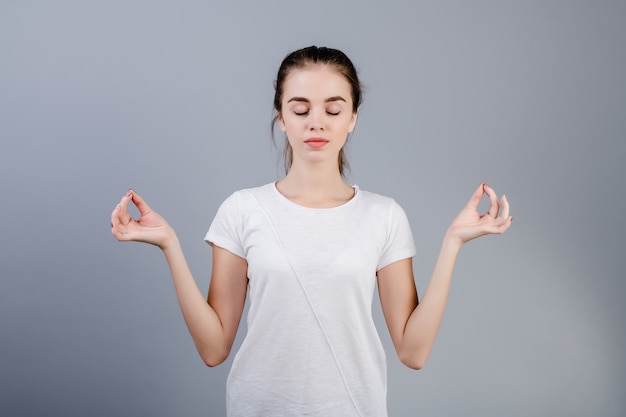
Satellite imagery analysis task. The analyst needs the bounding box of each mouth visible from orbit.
[304,138,330,148]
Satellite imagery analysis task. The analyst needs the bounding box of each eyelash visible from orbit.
[294,111,340,116]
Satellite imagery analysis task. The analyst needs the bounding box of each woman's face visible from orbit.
[277,64,357,170]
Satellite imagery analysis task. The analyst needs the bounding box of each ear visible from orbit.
[277,111,286,132]
[348,111,358,133]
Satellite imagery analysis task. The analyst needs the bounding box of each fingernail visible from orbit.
[125,189,133,197]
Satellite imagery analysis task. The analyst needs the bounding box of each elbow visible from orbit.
[200,347,230,368]
[398,349,428,371]
[202,356,226,368]
[401,357,425,371]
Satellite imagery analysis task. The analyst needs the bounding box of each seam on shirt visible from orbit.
[245,189,365,417]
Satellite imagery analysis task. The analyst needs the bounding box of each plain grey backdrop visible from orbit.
[1,1,624,416]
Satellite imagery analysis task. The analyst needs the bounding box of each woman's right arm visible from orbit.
[111,190,248,367]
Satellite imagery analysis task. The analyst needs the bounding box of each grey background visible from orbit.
[1,1,624,416]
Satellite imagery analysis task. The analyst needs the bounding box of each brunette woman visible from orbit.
[111,46,512,417]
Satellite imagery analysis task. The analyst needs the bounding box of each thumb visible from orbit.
[129,190,154,217]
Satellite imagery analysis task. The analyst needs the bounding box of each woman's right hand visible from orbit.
[111,189,176,250]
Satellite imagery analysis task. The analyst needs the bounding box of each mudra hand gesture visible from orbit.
[111,189,174,250]
[447,183,513,246]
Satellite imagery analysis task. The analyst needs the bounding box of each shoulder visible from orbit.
[213,183,276,220]
[219,183,274,205]
[232,182,274,199]
[357,188,395,205]
[356,187,405,212]
[354,187,413,228]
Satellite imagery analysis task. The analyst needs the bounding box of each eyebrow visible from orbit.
[287,96,347,104]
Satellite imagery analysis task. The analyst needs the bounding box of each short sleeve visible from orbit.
[377,200,417,271]
[204,191,246,259]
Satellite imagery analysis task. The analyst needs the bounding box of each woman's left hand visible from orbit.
[446,183,513,246]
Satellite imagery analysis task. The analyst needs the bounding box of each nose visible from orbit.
[308,109,324,131]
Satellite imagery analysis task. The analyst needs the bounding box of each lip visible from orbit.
[304,138,330,149]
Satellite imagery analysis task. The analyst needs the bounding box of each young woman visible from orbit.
[111,46,512,416]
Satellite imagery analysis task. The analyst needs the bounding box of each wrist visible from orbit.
[159,226,180,252]
[442,229,464,253]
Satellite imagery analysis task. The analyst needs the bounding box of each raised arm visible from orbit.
[111,190,248,366]
[377,183,512,370]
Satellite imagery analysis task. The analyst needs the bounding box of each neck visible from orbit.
[276,162,354,208]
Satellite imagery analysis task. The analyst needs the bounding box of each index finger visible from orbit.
[484,184,500,217]
[113,189,134,224]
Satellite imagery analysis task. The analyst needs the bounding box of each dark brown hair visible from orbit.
[271,46,363,177]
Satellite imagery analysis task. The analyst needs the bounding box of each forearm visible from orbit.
[161,233,229,366]
[389,183,511,369]
[400,233,463,369]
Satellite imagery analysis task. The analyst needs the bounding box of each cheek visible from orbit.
[279,114,304,133]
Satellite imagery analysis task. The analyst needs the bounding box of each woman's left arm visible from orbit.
[377,183,512,370]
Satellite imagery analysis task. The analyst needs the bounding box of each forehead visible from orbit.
[282,64,352,102]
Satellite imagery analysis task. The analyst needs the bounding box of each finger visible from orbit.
[484,184,500,217]
[495,216,513,233]
[466,183,485,210]
[482,212,513,233]
[500,194,510,219]
[113,189,134,226]
[111,204,123,227]
[111,204,128,240]
[122,189,138,222]
[130,191,153,217]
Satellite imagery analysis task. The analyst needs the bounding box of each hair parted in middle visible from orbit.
[271,46,363,177]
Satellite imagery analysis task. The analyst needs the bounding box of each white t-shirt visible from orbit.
[205,183,416,417]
